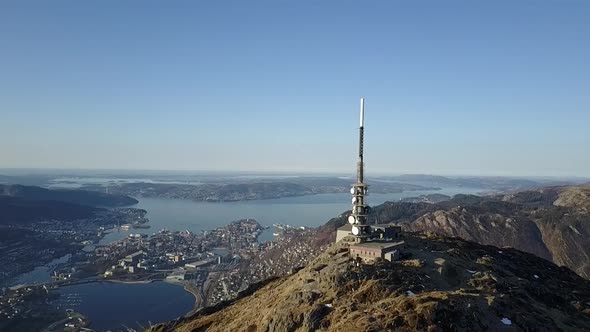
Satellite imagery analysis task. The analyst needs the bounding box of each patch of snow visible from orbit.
[406,290,415,296]
[324,303,333,308]
[498,250,503,254]
[533,274,539,279]
[569,225,581,235]
[466,269,477,274]
[500,318,512,325]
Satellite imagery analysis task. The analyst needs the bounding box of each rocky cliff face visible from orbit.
[405,207,552,260]
[531,186,590,279]
[153,234,590,332]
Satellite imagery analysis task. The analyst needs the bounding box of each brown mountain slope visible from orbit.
[530,185,590,279]
[404,207,552,261]
[553,185,590,211]
[152,234,590,332]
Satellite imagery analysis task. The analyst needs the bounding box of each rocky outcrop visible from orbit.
[553,185,590,212]
[529,186,590,279]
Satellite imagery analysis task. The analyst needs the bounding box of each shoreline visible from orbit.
[180,282,202,315]
[102,278,161,284]
[162,279,200,302]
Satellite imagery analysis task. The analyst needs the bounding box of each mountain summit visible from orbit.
[153,233,590,332]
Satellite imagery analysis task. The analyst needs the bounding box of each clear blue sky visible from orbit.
[1,1,589,176]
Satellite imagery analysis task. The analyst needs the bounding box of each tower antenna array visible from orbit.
[348,98,370,243]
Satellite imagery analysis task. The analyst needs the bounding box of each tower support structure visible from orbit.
[348,98,370,243]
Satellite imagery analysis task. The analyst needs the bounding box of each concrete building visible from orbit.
[123,251,144,264]
[166,270,187,282]
[336,223,402,243]
[336,224,354,242]
[371,224,402,240]
[185,257,216,269]
[349,241,405,263]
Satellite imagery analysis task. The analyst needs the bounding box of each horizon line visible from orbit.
[0,167,588,180]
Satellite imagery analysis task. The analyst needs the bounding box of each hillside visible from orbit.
[532,186,590,278]
[0,184,138,207]
[0,196,100,224]
[153,234,590,331]
[553,185,590,211]
[406,208,551,260]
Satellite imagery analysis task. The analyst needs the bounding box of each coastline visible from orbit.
[162,279,200,302]
[102,278,161,284]
[180,282,202,315]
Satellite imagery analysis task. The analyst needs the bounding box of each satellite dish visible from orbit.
[351,226,360,235]
[348,215,356,224]
[350,187,355,194]
[352,197,357,204]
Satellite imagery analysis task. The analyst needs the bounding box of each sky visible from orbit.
[0,1,589,177]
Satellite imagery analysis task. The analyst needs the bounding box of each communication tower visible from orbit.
[348,98,370,243]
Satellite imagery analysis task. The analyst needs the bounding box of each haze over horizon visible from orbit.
[1,1,589,177]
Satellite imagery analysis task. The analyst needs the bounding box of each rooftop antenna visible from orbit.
[348,98,370,243]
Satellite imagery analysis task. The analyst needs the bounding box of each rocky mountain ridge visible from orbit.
[318,185,590,279]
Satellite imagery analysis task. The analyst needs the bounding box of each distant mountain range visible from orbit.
[376,174,577,191]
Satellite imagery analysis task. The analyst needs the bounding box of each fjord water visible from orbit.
[15,254,71,285]
[55,281,193,331]
[100,186,483,244]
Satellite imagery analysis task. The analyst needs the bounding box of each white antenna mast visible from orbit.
[348,97,369,243]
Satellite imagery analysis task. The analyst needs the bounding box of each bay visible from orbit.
[15,254,71,286]
[54,281,194,332]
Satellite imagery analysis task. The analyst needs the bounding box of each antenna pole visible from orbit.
[358,97,364,183]
[349,97,369,243]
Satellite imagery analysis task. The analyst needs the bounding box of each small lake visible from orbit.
[54,281,194,332]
